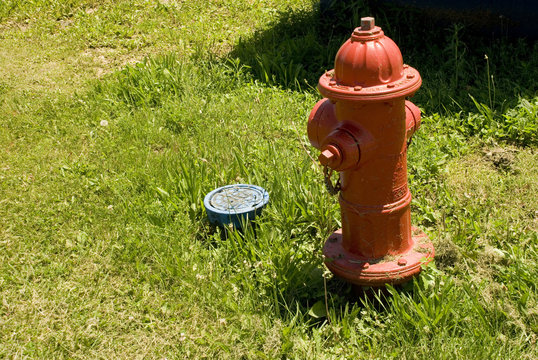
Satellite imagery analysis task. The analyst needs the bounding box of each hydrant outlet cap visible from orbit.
[319,145,342,168]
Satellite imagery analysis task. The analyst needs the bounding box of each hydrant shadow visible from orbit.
[229,0,538,117]
[321,275,420,316]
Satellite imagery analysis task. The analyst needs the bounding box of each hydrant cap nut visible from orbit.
[319,149,335,164]
[361,17,375,30]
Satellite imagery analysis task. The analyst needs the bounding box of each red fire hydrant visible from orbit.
[308,17,434,286]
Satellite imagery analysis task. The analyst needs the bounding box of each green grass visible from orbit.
[1,0,537,358]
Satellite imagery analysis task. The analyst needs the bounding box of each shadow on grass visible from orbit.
[230,0,538,116]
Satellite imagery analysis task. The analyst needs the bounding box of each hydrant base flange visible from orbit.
[323,226,434,287]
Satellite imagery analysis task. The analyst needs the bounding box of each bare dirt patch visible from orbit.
[78,47,142,79]
[447,146,537,229]
[483,147,517,172]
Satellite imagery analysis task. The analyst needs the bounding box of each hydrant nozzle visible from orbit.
[319,145,341,168]
[308,17,434,287]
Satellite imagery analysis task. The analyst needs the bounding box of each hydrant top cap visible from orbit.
[317,17,422,101]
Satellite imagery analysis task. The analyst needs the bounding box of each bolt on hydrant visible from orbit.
[308,17,434,286]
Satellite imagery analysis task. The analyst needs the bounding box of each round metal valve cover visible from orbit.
[204,184,269,228]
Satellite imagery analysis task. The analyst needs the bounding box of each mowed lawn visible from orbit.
[1,0,537,358]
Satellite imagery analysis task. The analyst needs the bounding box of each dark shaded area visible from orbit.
[389,0,538,38]
[230,0,538,116]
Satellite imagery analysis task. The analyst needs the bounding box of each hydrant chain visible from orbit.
[323,166,341,195]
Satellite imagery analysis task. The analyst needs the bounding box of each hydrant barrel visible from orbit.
[308,17,434,287]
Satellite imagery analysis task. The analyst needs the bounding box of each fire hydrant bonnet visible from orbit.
[318,17,421,102]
